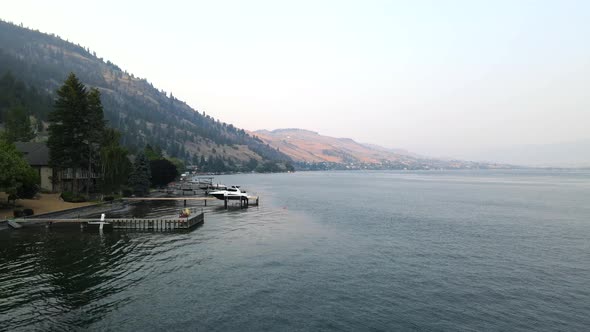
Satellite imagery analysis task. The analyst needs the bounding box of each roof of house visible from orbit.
[14,142,50,166]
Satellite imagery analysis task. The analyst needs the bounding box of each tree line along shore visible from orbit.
[1,73,229,217]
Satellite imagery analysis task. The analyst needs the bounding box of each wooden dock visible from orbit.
[222,196,259,209]
[110,212,204,230]
[12,212,205,231]
[123,197,217,201]
[123,196,260,208]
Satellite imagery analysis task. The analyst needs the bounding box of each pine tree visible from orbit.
[83,88,106,196]
[48,73,88,194]
[47,73,105,195]
[128,152,151,196]
[149,158,178,187]
[100,128,131,195]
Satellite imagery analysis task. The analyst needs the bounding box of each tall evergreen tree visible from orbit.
[82,88,105,196]
[128,152,151,196]
[149,158,178,187]
[100,128,131,195]
[47,73,104,194]
[48,73,88,194]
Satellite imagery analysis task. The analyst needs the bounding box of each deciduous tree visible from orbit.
[0,139,39,198]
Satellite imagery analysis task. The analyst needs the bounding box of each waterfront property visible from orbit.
[14,141,101,193]
[14,142,53,192]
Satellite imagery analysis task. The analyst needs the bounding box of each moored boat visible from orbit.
[208,186,248,200]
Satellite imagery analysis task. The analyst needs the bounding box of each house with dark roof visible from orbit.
[14,142,101,193]
[14,142,53,191]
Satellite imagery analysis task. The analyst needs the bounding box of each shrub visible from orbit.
[23,208,34,216]
[60,192,87,203]
[103,196,114,202]
[17,183,39,199]
[60,192,73,201]
[71,196,87,203]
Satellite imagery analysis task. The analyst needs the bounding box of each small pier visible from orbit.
[109,212,204,230]
[123,196,218,206]
[11,211,205,231]
[123,196,260,209]
[222,196,259,209]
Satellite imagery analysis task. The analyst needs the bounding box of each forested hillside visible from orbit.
[0,20,290,170]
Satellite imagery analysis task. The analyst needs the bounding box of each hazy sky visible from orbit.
[2,0,589,158]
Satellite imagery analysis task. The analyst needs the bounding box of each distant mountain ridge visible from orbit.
[254,128,411,163]
[254,128,509,170]
[0,19,290,169]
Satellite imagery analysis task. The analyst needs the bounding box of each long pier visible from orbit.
[123,197,218,201]
[123,196,260,208]
[11,212,205,231]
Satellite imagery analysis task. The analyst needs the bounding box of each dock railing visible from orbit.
[12,212,205,231]
[107,212,205,230]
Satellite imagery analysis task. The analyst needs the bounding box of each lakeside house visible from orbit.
[14,142,100,193]
[14,142,53,192]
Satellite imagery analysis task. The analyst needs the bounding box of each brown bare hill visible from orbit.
[253,129,414,164]
[253,129,515,170]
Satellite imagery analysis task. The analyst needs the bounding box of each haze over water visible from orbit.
[1,170,589,331]
[3,1,590,164]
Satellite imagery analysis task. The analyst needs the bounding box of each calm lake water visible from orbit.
[1,170,589,331]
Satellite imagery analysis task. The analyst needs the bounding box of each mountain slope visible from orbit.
[255,128,511,170]
[0,19,290,167]
[254,129,413,163]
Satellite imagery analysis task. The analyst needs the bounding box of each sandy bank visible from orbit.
[0,193,95,219]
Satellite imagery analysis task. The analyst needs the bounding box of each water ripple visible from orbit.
[2,170,590,331]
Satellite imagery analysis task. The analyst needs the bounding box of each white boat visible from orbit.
[209,186,248,200]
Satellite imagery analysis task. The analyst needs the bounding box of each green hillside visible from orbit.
[0,19,291,171]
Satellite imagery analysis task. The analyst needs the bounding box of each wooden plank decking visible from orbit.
[123,196,260,208]
[123,197,217,201]
[122,196,259,201]
[11,212,205,231]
